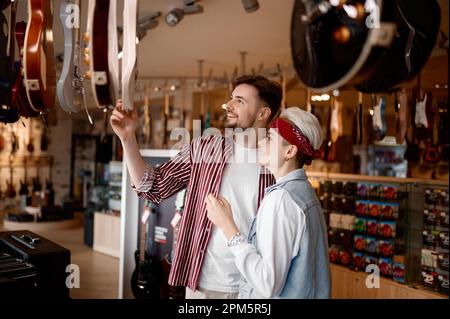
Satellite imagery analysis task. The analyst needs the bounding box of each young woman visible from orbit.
[205,107,331,299]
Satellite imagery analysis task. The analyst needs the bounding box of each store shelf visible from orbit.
[331,264,446,299]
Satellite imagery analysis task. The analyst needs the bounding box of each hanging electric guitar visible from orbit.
[23,0,56,115]
[6,156,16,199]
[121,0,138,111]
[161,189,187,299]
[291,0,440,93]
[291,0,396,92]
[12,20,40,118]
[353,92,364,145]
[27,118,35,155]
[131,200,161,299]
[395,89,408,145]
[84,0,119,108]
[437,103,449,162]
[57,0,84,114]
[370,95,387,141]
[322,98,338,162]
[356,0,441,93]
[19,158,29,197]
[0,1,17,108]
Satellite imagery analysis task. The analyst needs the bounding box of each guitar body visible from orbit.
[291,0,396,92]
[0,1,17,108]
[12,21,40,118]
[356,0,440,93]
[371,95,387,141]
[130,250,160,299]
[57,0,82,113]
[423,142,440,165]
[23,0,56,113]
[121,0,138,111]
[86,0,119,108]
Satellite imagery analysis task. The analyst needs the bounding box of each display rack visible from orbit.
[308,171,449,297]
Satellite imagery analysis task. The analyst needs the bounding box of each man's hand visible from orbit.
[205,194,239,240]
[110,99,139,142]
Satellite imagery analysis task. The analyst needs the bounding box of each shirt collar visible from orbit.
[265,169,308,194]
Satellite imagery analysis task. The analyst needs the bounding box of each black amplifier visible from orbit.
[0,252,37,298]
[0,230,71,299]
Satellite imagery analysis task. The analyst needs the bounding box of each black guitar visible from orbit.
[131,200,161,299]
[291,0,440,93]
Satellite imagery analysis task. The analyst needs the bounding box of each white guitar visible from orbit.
[121,0,139,111]
[57,0,83,114]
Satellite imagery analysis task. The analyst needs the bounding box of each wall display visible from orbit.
[312,172,448,296]
[421,187,449,295]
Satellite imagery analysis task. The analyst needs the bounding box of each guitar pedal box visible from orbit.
[0,230,71,299]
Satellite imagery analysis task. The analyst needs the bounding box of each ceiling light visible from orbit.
[165,8,185,27]
[241,0,259,13]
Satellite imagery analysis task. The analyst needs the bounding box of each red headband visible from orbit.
[270,118,314,165]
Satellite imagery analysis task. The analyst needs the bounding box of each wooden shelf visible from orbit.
[331,264,447,299]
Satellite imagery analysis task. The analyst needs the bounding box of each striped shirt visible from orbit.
[132,134,275,290]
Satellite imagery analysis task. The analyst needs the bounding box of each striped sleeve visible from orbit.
[131,142,192,204]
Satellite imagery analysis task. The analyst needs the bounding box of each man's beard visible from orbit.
[224,115,258,129]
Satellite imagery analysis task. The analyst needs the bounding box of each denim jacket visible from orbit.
[238,169,331,299]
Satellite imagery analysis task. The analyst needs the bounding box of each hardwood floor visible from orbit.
[0,212,119,299]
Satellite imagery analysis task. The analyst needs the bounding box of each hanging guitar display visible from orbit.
[12,20,40,118]
[437,103,449,162]
[355,0,440,93]
[0,1,20,124]
[131,200,161,299]
[291,0,396,93]
[353,92,364,145]
[121,0,138,111]
[23,0,56,116]
[370,95,387,141]
[395,89,408,145]
[161,189,187,299]
[57,0,84,114]
[85,0,119,109]
[6,156,16,199]
[291,0,440,93]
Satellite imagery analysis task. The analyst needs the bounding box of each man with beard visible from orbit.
[111,75,282,298]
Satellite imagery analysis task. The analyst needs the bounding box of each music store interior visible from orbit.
[0,0,449,299]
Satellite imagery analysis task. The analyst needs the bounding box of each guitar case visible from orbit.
[291,0,440,93]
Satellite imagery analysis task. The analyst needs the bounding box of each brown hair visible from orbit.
[233,75,282,124]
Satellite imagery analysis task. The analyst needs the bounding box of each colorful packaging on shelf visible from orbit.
[329,245,340,263]
[437,274,449,295]
[364,255,378,268]
[339,249,352,266]
[356,201,367,216]
[352,252,365,271]
[424,209,438,226]
[439,231,449,249]
[380,203,399,220]
[393,262,406,283]
[383,185,398,201]
[354,234,366,251]
[422,270,438,289]
[365,236,377,254]
[331,196,343,212]
[368,202,380,218]
[441,191,449,207]
[357,183,369,199]
[425,189,441,205]
[369,184,381,200]
[338,230,353,247]
[378,257,393,277]
[377,239,395,257]
[440,211,449,228]
[367,219,378,236]
[329,213,343,229]
[423,230,439,247]
[421,249,438,268]
[343,182,357,197]
[378,221,396,238]
[355,217,367,233]
[438,253,449,271]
